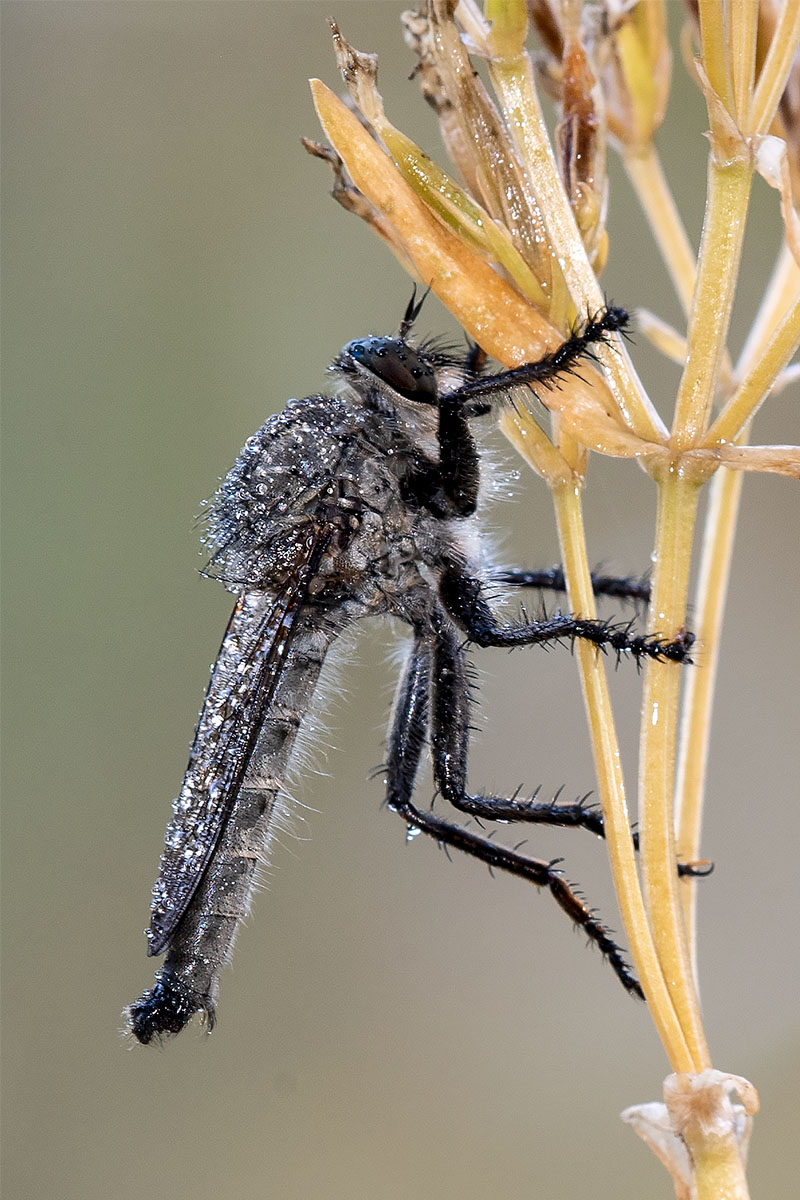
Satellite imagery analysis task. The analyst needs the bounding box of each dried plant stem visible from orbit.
[497,408,574,486]
[692,1141,752,1200]
[632,159,756,1080]
[490,67,586,315]
[487,0,716,1074]
[639,470,710,1073]
[549,478,696,1070]
[623,144,697,317]
[308,5,800,1192]
[705,289,800,445]
[727,0,758,122]
[672,160,753,448]
[696,1,734,110]
[623,142,741,398]
[674,461,744,969]
[623,138,753,993]
[750,0,800,133]
[736,243,800,393]
[676,245,800,956]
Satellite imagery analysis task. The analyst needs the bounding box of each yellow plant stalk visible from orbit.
[638,467,710,1072]
[705,291,800,446]
[551,478,695,1072]
[634,147,755,1096]
[676,245,800,962]
[481,0,709,1076]
[635,0,800,1101]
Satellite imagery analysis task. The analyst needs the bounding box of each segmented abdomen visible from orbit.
[127,620,333,1042]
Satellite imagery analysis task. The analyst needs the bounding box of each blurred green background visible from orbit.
[3,4,798,1198]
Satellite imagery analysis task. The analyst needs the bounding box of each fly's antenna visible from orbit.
[398,283,432,340]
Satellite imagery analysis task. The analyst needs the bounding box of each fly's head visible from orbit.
[331,287,480,443]
[335,335,439,400]
[332,333,471,430]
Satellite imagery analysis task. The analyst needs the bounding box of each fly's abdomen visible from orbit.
[126,624,331,1043]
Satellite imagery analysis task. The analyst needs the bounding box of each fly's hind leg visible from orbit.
[426,619,712,877]
[383,624,643,997]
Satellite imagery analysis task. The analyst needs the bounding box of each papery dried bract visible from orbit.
[557,20,608,268]
[418,0,558,297]
[602,0,671,150]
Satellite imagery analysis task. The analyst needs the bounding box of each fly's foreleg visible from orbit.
[446,307,630,405]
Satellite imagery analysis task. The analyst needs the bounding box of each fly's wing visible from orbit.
[147,526,329,955]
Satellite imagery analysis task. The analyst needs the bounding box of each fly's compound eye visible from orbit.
[342,337,438,403]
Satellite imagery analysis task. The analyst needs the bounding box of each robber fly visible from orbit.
[126,294,695,1044]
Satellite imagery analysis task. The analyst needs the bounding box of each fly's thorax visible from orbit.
[203,342,483,592]
[305,508,419,615]
[204,394,360,586]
